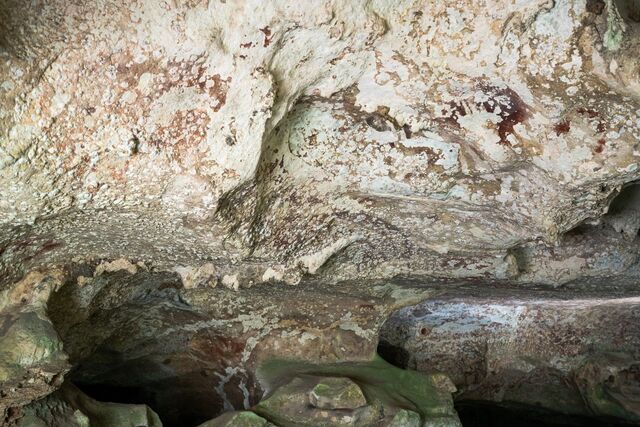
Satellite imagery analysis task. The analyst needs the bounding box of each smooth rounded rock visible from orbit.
[309,377,367,410]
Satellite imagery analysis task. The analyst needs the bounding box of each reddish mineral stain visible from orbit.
[554,120,571,136]
[484,86,529,146]
[259,26,273,47]
[577,107,599,118]
[438,83,529,146]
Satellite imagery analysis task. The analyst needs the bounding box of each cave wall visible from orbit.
[0,0,639,287]
[1,0,640,426]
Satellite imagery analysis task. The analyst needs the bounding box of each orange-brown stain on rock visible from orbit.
[488,85,529,146]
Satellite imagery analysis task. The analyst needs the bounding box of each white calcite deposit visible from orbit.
[0,0,638,287]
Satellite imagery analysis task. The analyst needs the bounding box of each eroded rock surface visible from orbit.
[253,358,460,427]
[0,271,68,419]
[1,0,640,425]
[1,0,639,287]
[380,287,640,422]
[18,382,162,427]
[2,263,440,426]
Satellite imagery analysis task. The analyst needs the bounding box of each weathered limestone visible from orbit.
[1,262,441,426]
[254,376,384,427]
[1,0,639,288]
[253,371,458,427]
[255,356,460,427]
[0,271,68,420]
[1,0,639,425]
[380,288,640,421]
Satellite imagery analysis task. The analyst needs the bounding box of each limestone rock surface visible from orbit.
[1,0,640,426]
[197,411,272,427]
[380,287,640,421]
[1,0,639,288]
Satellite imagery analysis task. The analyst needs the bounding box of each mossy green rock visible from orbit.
[309,377,367,410]
[197,411,271,427]
[255,376,382,427]
[258,355,460,422]
[389,409,421,427]
[19,383,160,427]
[0,311,65,374]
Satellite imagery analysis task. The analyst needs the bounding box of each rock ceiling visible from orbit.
[0,0,639,426]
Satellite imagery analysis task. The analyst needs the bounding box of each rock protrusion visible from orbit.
[309,377,367,410]
[197,410,272,427]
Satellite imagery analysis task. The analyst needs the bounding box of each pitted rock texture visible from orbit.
[0,0,639,288]
[1,0,640,426]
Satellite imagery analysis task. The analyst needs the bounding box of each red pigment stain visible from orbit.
[441,84,529,146]
[594,138,606,153]
[482,85,529,146]
[577,107,599,118]
[554,119,571,136]
[259,26,273,47]
[577,107,608,136]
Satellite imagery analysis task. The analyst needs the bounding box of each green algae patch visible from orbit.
[197,410,272,427]
[256,354,458,422]
[309,377,367,409]
[604,0,627,51]
[390,409,421,427]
